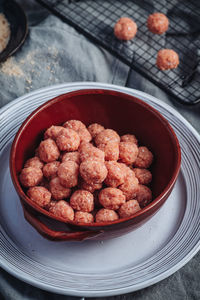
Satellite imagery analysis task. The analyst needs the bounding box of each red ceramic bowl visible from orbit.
[10,89,181,241]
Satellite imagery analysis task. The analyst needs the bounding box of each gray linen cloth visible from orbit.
[0,1,200,299]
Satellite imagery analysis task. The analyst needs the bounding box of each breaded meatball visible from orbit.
[62,151,81,165]
[114,17,137,41]
[70,190,94,212]
[80,179,102,193]
[134,146,153,168]
[80,158,107,184]
[95,208,119,222]
[63,119,86,131]
[119,169,139,200]
[120,134,138,145]
[119,142,139,165]
[147,13,169,35]
[38,138,60,163]
[104,161,124,187]
[24,157,44,169]
[95,129,120,146]
[99,187,126,210]
[56,128,80,151]
[98,141,119,161]
[118,200,141,218]
[87,123,105,138]
[133,168,152,185]
[57,161,79,188]
[44,125,65,140]
[19,167,43,187]
[77,127,92,143]
[64,119,92,143]
[43,161,60,179]
[156,49,179,70]
[79,142,105,162]
[136,184,152,207]
[74,211,94,223]
[27,186,51,207]
[45,200,57,211]
[49,177,71,200]
[119,162,133,174]
[49,200,74,221]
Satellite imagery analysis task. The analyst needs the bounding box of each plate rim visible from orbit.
[0,82,200,297]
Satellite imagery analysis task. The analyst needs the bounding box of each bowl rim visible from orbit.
[10,88,181,228]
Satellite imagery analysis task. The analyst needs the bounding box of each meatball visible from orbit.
[95,129,120,146]
[119,162,133,174]
[119,169,139,200]
[77,127,92,143]
[79,142,105,162]
[43,161,60,179]
[38,138,60,163]
[114,17,137,41]
[99,187,126,210]
[87,123,105,138]
[98,142,119,161]
[45,200,57,211]
[56,128,80,152]
[134,146,153,168]
[57,161,79,188]
[119,142,139,165]
[70,190,94,212]
[24,157,44,169]
[118,200,141,218]
[63,119,86,131]
[136,184,152,207]
[95,208,119,223]
[62,151,81,165]
[74,211,94,223]
[49,177,71,200]
[80,158,107,184]
[44,125,65,140]
[104,161,124,187]
[156,49,179,70]
[80,179,102,193]
[19,167,43,187]
[121,134,138,145]
[27,186,51,207]
[64,119,92,143]
[147,12,169,35]
[49,200,74,221]
[133,168,152,185]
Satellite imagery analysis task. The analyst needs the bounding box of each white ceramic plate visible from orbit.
[0,82,200,297]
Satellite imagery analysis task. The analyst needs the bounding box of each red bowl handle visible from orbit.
[23,209,102,241]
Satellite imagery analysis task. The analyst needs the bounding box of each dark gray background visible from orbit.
[0,1,199,299]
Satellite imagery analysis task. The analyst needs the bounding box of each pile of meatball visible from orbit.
[114,13,179,71]
[19,120,153,224]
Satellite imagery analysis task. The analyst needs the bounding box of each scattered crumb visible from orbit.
[1,57,24,77]
[0,13,11,53]
[0,46,60,87]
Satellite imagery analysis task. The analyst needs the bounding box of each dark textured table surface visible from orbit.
[0,1,200,299]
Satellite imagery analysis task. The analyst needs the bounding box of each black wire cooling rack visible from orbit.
[36,0,200,105]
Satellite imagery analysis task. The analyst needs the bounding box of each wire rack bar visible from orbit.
[35,0,200,105]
